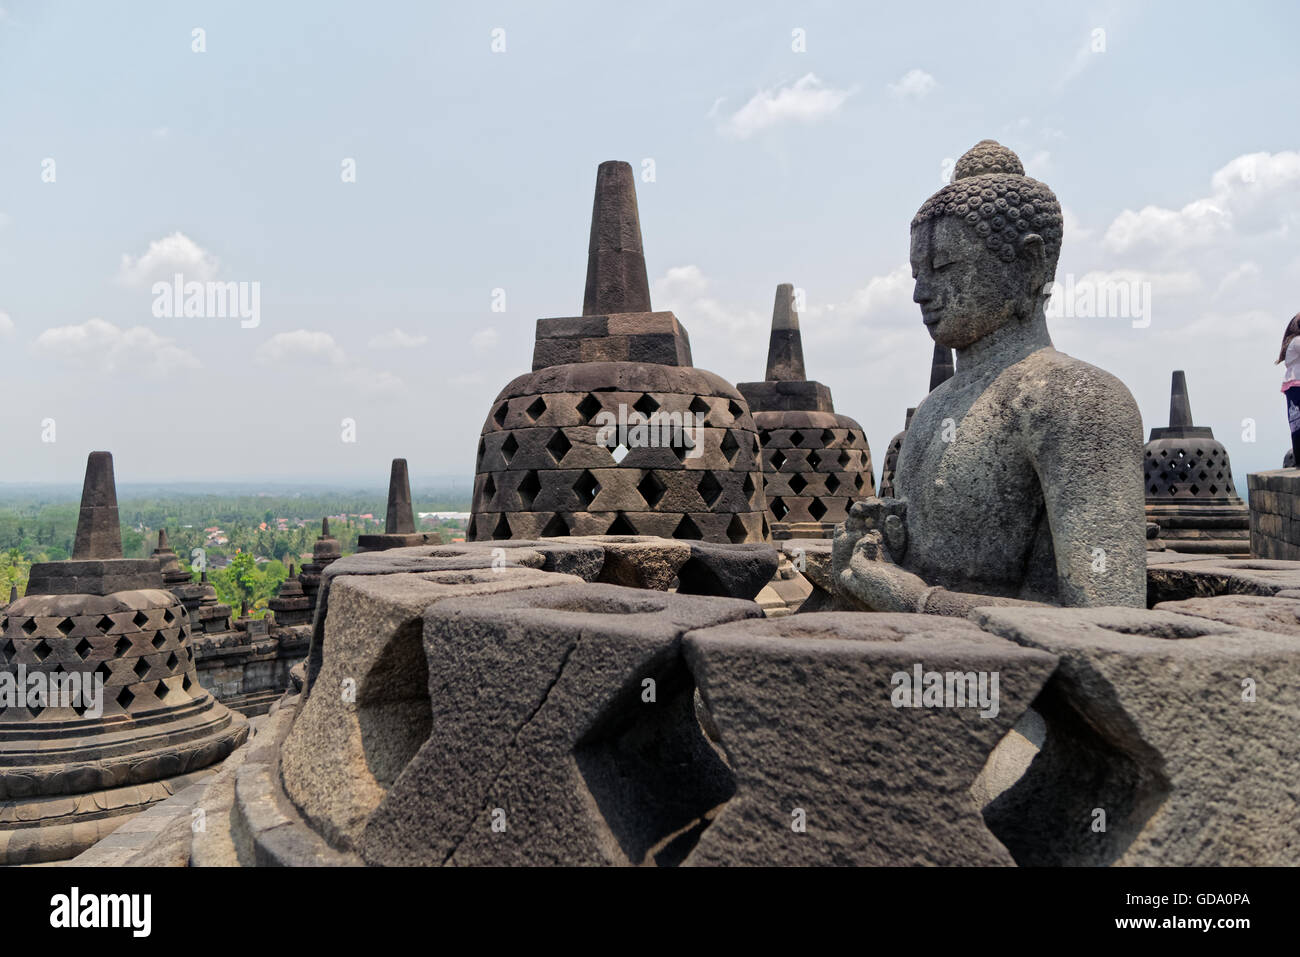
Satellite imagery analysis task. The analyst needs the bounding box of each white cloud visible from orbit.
[0,311,12,337]
[1103,150,1300,253]
[117,232,220,287]
[470,328,499,352]
[32,317,200,375]
[254,328,404,395]
[719,74,853,139]
[1216,261,1261,296]
[368,328,428,350]
[255,329,347,365]
[888,69,936,99]
[824,264,915,325]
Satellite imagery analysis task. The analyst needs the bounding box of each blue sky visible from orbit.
[1,1,1298,487]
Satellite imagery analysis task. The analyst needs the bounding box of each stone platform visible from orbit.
[70,535,1300,867]
[1249,469,1300,560]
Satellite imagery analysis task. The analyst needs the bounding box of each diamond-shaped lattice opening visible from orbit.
[155,679,170,701]
[770,497,789,521]
[133,610,150,629]
[770,448,786,470]
[697,471,724,507]
[134,657,151,680]
[688,396,711,425]
[638,471,666,508]
[500,433,519,465]
[825,474,841,494]
[722,431,743,465]
[546,430,573,464]
[28,700,44,718]
[839,450,852,469]
[855,474,866,491]
[163,608,175,625]
[1190,484,1200,495]
[166,651,180,671]
[728,399,744,420]
[541,513,571,537]
[21,618,37,636]
[493,402,509,427]
[807,450,823,470]
[182,673,193,692]
[525,397,547,422]
[116,686,135,711]
[846,431,858,444]
[517,470,542,509]
[610,444,629,464]
[1209,484,1218,494]
[759,429,771,446]
[483,474,497,502]
[577,393,603,422]
[607,513,637,535]
[633,394,660,418]
[492,514,512,539]
[673,515,704,540]
[152,632,167,649]
[2,638,16,660]
[114,636,132,656]
[33,638,52,661]
[96,615,114,634]
[466,515,478,539]
[574,661,736,867]
[789,474,808,495]
[574,470,600,506]
[789,430,805,447]
[73,637,93,661]
[742,473,756,500]
[94,661,112,684]
[670,441,688,463]
[56,617,75,636]
[726,515,748,544]
[809,498,828,521]
[821,428,835,445]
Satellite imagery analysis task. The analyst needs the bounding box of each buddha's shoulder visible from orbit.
[1008,347,1137,401]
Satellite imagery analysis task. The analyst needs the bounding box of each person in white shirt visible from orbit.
[1277,311,1300,467]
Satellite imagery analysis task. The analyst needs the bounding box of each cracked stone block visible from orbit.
[1154,594,1300,636]
[974,605,1300,866]
[679,612,1057,865]
[280,567,582,852]
[358,583,762,866]
[575,536,691,591]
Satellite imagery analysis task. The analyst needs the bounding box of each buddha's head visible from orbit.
[910,141,1063,350]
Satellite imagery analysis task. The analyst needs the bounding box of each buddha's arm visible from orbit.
[1027,372,1147,607]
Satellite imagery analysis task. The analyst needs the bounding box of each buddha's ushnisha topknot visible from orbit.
[953,139,1024,179]
[913,140,1063,269]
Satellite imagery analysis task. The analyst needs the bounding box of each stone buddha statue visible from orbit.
[833,140,1146,615]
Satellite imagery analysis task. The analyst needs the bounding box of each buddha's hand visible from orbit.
[833,498,925,612]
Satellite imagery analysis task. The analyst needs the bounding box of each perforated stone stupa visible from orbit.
[0,452,247,864]
[737,284,873,538]
[1144,370,1249,554]
[469,161,767,543]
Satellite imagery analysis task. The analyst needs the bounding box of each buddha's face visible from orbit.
[910,216,1045,350]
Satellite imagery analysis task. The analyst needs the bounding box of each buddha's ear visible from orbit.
[1020,233,1047,287]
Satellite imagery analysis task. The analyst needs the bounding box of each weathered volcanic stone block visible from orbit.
[1154,593,1300,636]
[676,541,779,600]
[358,583,762,866]
[1147,554,1300,604]
[974,606,1300,866]
[280,567,583,851]
[679,613,1057,865]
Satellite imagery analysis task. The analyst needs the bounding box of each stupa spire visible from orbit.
[385,458,416,534]
[764,283,806,382]
[72,451,123,560]
[930,343,955,391]
[1169,370,1193,428]
[582,161,651,316]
